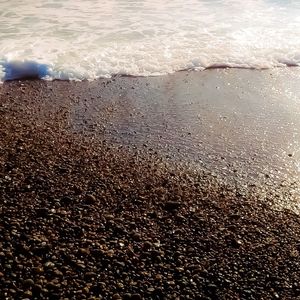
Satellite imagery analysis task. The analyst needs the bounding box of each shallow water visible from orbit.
[1,0,300,81]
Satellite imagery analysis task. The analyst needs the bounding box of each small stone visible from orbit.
[151,250,162,257]
[44,261,55,269]
[117,282,124,289]
[23,279,35,287]
[99,282,106,289]
[131,294,142,300]
[155,274,162,281]
[74,186,83,195]
[147,211,157,218]
[132,232,141,241]
[61,196,73,205]
[36,208,49,217]
[53,270,64,277]
[76,262,86,269]
[116,261,125,268]
[46,281,60,290]
[175,214,185,222]
[103,249,113,258]
[105,214,114,220]
[79,248,90,255]
[231,239,243,248]
[290,249,299,258]
[85,272,97,279]
[32,284,43,293]
[33,267,44,274]
[114,225,126,234]
[23,290,32,297]
[112,293,122,300]
[207,284,217,290]
[143,241,152,250]
[164,201,181,211]
[85,194,97,205]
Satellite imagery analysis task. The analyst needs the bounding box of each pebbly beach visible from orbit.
[0,69,300,299]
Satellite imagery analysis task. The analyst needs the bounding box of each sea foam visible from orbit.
[1,0,300,82]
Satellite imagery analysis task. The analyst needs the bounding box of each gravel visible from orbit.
[0,80,299,299]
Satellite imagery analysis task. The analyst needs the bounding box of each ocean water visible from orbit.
[0,0,300,81]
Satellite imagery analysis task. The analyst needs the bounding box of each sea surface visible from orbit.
[1,0,300,81]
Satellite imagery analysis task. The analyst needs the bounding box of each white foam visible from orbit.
[1,0,300,81]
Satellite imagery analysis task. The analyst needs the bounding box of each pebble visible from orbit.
[117,282,124,289]
[85,194,97,204]
[79,248,90,255]
[290,249,299,258]
[36,208,49,217]
[143,241,153,250]
[231,239,243,248]
[23,279,34,287]
[85,272,97,279]
[47,281,60,290]
[105,214,114,220]
[132,232,141,241]
[164,201,181,211]
[33,267,44,274]
[61,196,73,205]
[23,290,32,297]
[44,261,55,269]
[53,270,64,277]
[32,284,43,293]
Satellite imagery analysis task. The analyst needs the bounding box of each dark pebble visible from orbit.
[164,201,181,211]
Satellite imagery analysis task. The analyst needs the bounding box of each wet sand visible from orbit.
[0,69,300,299]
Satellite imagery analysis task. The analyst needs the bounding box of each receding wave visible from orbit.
[0,57,299,83]
[1,0,300,82]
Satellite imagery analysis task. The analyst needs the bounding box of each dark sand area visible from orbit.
[0,69,300,299]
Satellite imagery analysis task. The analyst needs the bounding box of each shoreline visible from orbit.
[0,69,300,299]
[1,68,299,210]
[1,63,299,83]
